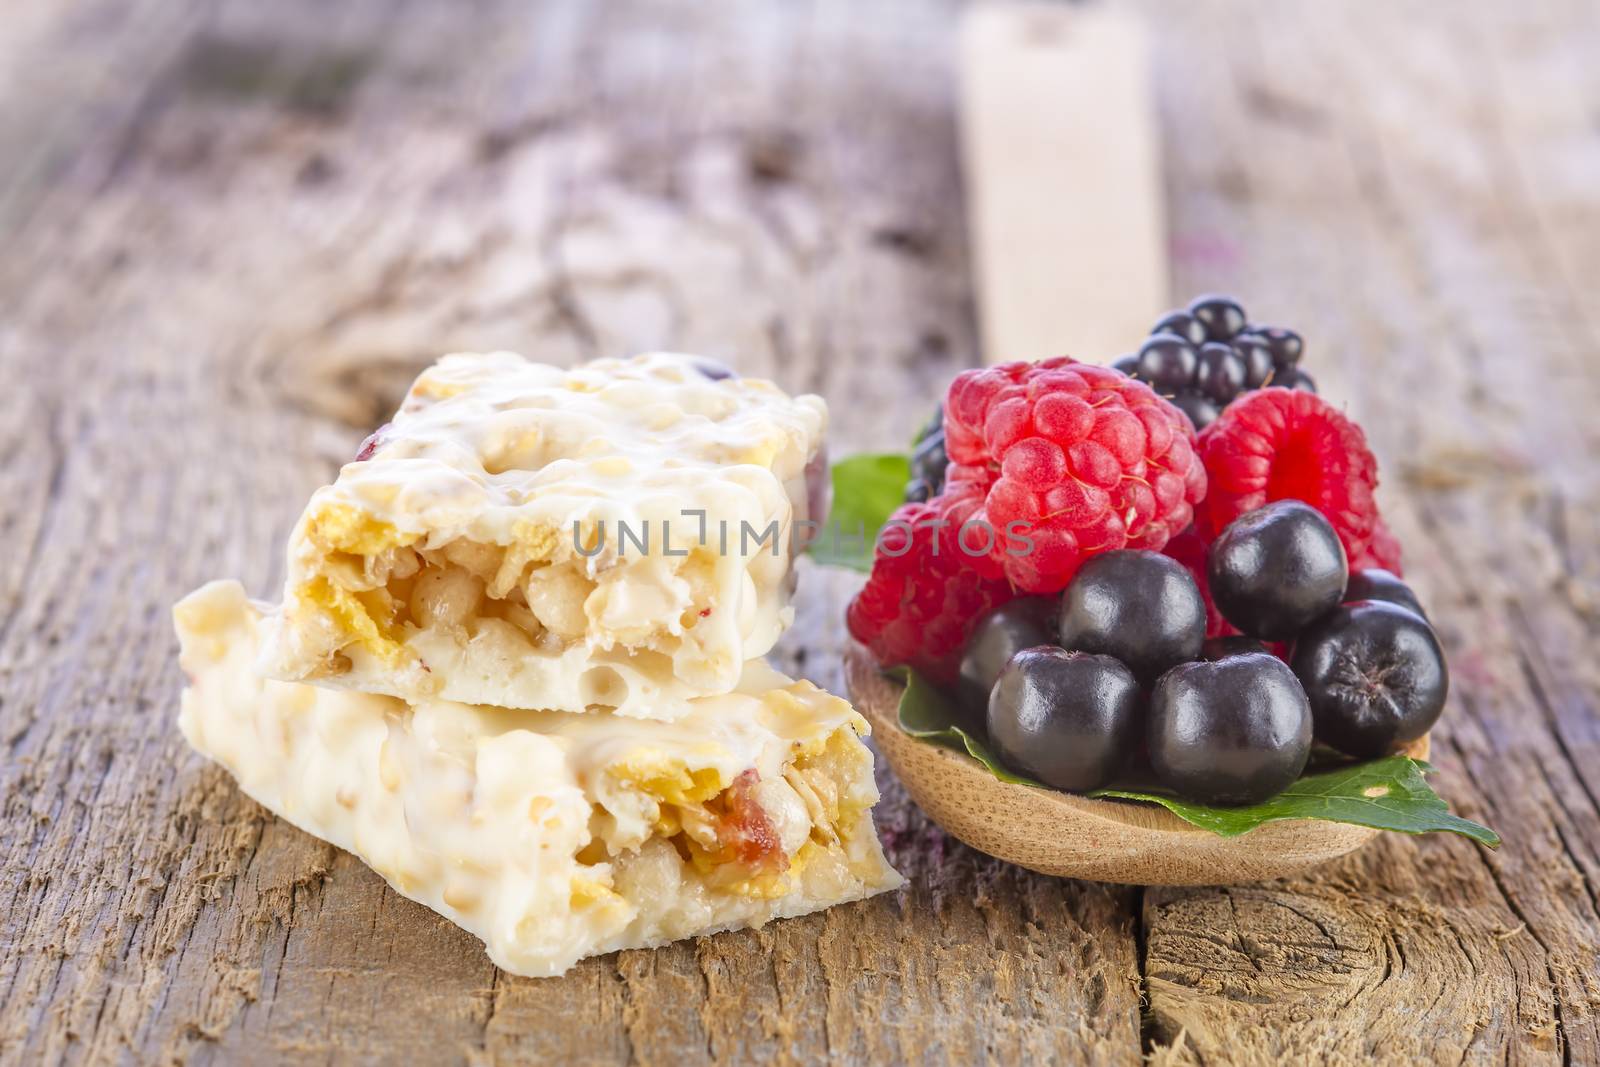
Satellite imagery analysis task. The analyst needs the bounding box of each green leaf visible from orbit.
[805,452,909,571]
[1092,761,1500,847]
[891,666,1500,847]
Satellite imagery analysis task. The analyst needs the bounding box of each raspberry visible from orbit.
[945,358,1206,593]
[1351,516,1403,576]
[1196,388,1383,566]
[1162,527,1235,639]
[847,481,1014,683]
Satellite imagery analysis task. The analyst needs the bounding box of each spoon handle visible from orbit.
[959,4,1168,365]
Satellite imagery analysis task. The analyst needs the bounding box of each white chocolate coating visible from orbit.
[260,352,829,717]
[176,581,903,978]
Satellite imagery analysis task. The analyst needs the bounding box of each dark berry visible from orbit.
[1256,326,1304,368]
[1135,334,1199,392]
[1170,391,1221,432]
[1111,353,1140,377]
[1187,295,1247,341]
[1195,342,1247,404]
[987,647,1142,791]
[910,429,947,482]
[1150,310,1208,348]
[912,403,944,447]
[1058,550,1206,680]
[959,597,1059,714]
[1149,653,1313,805]
[1231,333,1277,388]
[1276,368,1317,393]
[905,404,948,502]
[1208,501,1348,641]
[1202,635,1269,661]
[1292,601,1448,758]
[1345,568,1426,620]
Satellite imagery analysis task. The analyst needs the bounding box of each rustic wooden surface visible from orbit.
[2,1,1597,1063]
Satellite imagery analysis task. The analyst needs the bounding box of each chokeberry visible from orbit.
[1344,568,1426,620]
[1208,500,1348,641]
[988,646,1142,791]
[1059,550,1206,680]
[1202,635,1269,661]
[959,597,1059,714]
[1291,601,1448,758]
[1149,653,1313,806]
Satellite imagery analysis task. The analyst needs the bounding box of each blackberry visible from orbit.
[1231,333,1276,388]
[1187,295,1247,341]
[1195,342,1247,405]
[1253,326,1304,368]
[1169,391,1221,432]
[1277,367,1317,393]
[1135,333,1200,392]
[1121,297,1316,424]
[1150,310,1208,348]
[905,404,948,502]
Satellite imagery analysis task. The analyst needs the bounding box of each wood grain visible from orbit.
[1,1,1597,1064]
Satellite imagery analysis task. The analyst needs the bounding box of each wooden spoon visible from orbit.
[847,643,1429,885]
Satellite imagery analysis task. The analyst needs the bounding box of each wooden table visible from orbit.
[3,1,1598,1063]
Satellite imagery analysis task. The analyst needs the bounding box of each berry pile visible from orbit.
[974,508,1446,806]
[850,292,1429,804]
[1113,295,1313,431]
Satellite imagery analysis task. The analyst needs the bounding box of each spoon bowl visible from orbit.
[846,643,1428,885]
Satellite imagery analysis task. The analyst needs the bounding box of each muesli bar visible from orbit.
[177,580,903,978]
[259,351,828,716]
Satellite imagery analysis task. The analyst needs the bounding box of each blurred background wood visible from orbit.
[1,1,1598,1064]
